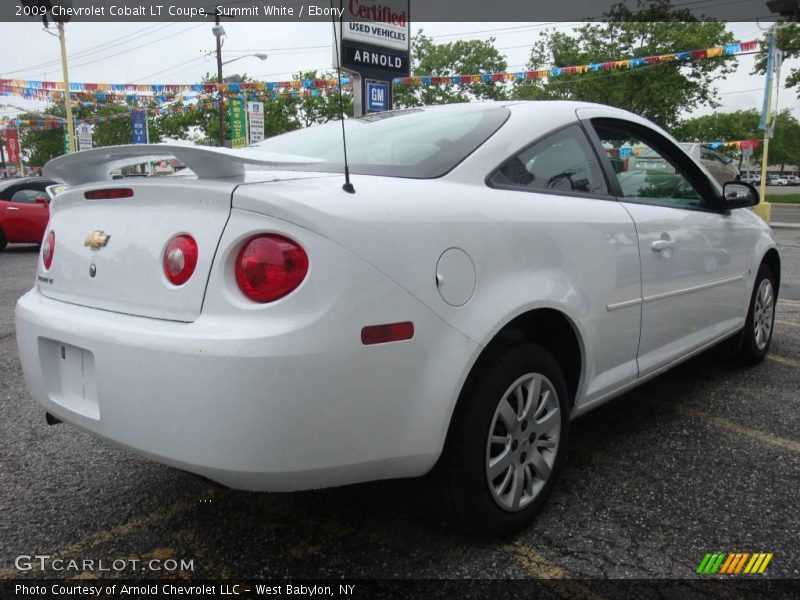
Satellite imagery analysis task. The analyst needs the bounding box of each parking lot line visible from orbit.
[504,543,604,599]
[775,319,800,327]
[0,491,215,580]
[766,354,800,368]
[673,406,800,453]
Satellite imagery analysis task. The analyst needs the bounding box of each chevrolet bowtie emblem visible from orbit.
[84,230,111,251]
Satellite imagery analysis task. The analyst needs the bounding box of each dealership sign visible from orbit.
[229,99,247,148]
[366,81,389,111]
[335,0,410,114]
[247,101,264,143]
[5,128,20,163]
[341,0,410,53]
[131,109,148,144]
[77,124,93,152]
[343,43,409,76]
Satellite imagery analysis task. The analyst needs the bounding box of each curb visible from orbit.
[770,222,800,229]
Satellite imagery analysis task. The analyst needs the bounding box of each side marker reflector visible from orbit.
[361,322,414,345]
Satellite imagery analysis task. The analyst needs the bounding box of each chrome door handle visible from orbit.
[651,240,675,252]
[5,206,19,211]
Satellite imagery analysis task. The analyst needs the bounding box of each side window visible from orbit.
[593,122,708,210]
[701,147,724,164]
[10,188,45,204]
[490,125,608,196]
[0,186,18,201]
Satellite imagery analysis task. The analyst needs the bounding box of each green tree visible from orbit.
[17,100,169,165]
[516,0,737,129]
[152,72,305,145]
[765,110,800,172]
[754,23,800,95]
[672,109,762,169]
[18,120,64,167]
[394,32,509,108]
[293,70,353,127]
[92,103,163,147]
[673,109,800,172]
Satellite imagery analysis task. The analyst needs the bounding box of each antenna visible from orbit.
[330,0,355,194]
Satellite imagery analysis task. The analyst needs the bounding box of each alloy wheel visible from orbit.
[485,373,561,512]
[754,278,774,351]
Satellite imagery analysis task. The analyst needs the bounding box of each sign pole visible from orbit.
[58,22,75,154]
[352,76,364,117]
[754,29,777,224]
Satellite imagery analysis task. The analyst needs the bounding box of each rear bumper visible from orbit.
[15,247,479,491]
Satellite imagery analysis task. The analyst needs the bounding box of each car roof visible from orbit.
[0,177,55,192]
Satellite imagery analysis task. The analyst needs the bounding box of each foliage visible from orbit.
[673,109,800,170]
[293,70,353,128]
[754,23,800,95]
[514,0,737,129]
[15,68,356,162]
[393,32,509,108]
[16,101,164,166]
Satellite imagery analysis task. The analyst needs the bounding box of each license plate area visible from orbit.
[38,338,99,420]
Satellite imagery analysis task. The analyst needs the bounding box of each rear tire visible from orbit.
[732,264,776,365]
[433,343,569,537]
[0,228,6,251]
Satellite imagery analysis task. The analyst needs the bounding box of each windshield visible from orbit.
[251,105,510,178]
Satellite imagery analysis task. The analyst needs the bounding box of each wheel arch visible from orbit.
[442,307,585,452]
[761,247,781,294]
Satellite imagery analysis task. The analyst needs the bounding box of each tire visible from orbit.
[433,343,570,537]
[0,228,6,252]
[732,264,777,365]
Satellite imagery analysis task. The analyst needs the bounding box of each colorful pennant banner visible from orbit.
[0,39,759,103]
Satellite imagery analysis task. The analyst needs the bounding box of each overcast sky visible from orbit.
[1,20,797,124]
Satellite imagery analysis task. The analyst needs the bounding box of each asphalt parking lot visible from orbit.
[1,231,798,585]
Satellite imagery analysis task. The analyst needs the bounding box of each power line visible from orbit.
[68,23,208,74]
[1,22,180,77]
[128,55,210,83]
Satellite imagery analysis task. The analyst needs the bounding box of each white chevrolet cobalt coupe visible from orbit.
[16,102,779,536]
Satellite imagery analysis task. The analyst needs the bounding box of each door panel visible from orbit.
[485,123,641,404]
[587,116,751,375]
[620,202,749,374]
[3,187,50,243]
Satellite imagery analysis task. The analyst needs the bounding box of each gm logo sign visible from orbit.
[366,81,389,112]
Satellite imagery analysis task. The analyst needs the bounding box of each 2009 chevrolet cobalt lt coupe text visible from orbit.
[16,102,779,536]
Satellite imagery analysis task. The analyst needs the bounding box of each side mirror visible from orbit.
[722,181,759,209]
[34,196,48,205]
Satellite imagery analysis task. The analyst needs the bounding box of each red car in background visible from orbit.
[0,177,56,251]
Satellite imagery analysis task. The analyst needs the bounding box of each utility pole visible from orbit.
[214,15,226,147]
[58,21,75,153]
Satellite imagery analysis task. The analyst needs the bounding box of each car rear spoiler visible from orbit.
[44,144,323,186]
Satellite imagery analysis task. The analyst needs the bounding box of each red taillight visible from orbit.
[235,234,309,303]
[84,188,134,200]
[42,230,55,270]
[361,322,414,345]
[163,235,198,286]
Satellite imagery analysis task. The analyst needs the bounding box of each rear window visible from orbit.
[251,105,510,179]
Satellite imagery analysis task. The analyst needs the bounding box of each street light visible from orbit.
[222,53,269,66]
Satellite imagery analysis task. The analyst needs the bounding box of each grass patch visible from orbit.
[766,194,800,204]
